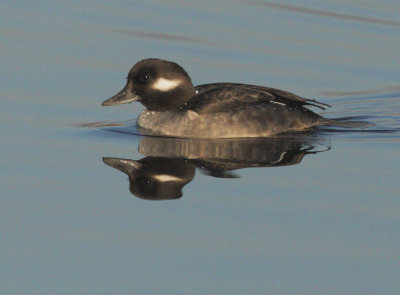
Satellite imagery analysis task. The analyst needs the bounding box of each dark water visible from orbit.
[2,1,400,294]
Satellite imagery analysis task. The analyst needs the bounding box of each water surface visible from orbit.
[1,1,400,294]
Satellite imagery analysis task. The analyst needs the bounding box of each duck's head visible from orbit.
[102,58,196,111]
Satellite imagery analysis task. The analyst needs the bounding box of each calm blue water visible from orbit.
[1,1,399,294]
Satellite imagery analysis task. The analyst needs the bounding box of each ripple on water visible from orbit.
[319,89,400,141]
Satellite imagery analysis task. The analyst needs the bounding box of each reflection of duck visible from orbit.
[103,135,329,200]
[103,157,195,200]
[102,58,332,138]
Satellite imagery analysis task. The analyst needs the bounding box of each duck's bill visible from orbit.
[102,157,141,174]
[102,85,140,106]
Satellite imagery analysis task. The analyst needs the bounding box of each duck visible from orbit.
[102,58,331,138]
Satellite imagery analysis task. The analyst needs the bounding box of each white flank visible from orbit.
[270,101,286,106]
[152,78,181,91]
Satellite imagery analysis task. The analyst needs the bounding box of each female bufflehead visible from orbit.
[102,58,331,138]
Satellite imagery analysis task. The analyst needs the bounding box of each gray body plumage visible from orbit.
[137,83,326,138]
[137,103,323,138]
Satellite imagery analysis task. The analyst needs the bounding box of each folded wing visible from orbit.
[189,83,330,114]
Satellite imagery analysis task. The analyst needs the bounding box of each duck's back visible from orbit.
[189,83,329,113]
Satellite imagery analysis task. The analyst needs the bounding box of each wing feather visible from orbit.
[189,83,330,114]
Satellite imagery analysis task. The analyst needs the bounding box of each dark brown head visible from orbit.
[102,58,196,111]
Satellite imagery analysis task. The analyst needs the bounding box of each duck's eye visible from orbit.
[139,73,151,83]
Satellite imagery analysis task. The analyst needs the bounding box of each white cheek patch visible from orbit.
[152,174,183,182]
[152,78,181,91]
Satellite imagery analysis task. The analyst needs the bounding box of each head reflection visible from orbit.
[103,135,329,200]
[103,157,195,200]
